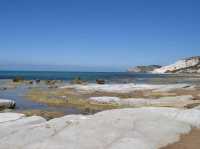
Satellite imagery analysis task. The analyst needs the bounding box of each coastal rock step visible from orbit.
[89,95,199,108]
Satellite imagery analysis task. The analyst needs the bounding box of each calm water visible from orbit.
[0,84,82,115]
[0,71,195,84]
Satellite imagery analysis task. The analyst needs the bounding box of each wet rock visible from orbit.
[71,77,87,84]
[36,79,40,84]
[0,87,7,91]
[13,76,24,82]
[96,79,105,84]
[29,81,34,85]
[45,80,57,85]
[0,99,16,109]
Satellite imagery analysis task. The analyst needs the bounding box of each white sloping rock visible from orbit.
[89,95,197,107]
[0,99,16,109]
[0,115,46,139]
[1,108,200,149]
[153,56,200,73]
[0,113,24,123]
[60,83,192,93]
[153,84,192,92]
[121,95,196,107]
[89,96,121,103]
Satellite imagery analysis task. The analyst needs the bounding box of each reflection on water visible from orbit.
[0,84,82,115]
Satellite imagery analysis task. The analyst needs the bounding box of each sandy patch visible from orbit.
[161,128,200,149]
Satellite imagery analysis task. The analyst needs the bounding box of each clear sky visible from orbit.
[0,0,200,71]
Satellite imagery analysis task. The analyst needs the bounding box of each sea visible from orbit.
[0,70,198,84]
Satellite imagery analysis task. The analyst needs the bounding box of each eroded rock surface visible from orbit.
[1,108,200,149]
[60,83,192,93]
[89,95,199,108]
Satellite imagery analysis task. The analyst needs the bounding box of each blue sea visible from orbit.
[0,71,189,84]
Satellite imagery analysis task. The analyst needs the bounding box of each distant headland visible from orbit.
[128,56,200,73]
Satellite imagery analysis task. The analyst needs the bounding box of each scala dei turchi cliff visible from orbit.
[153,56,200,74]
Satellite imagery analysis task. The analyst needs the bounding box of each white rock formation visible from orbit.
[60,83,192,93]
[0,99,16,109]
[90,96,121,104]
[153,56,200,73]
[1,108,200,149]
[89,95,198,108]
[0,113,24,123]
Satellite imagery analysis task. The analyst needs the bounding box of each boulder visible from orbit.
[0,99,16,109]
[96,79,105,84]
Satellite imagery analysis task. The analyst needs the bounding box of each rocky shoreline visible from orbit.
[0,107,200,149]
[1,73,200,148]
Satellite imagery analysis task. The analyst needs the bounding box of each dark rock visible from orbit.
[96,79,106,84]
[29,81,33,85]
[36,80,40,83]
[13,76,24,82]
[71,77,87,84]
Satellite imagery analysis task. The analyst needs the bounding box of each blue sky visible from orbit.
[0,0,200,71]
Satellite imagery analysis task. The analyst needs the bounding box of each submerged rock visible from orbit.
[0,87,7,91]
[153,56,200,74]
[1,108,200,148]
[0,99,16,110]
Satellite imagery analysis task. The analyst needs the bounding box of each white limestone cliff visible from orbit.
[153,56,200,73]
